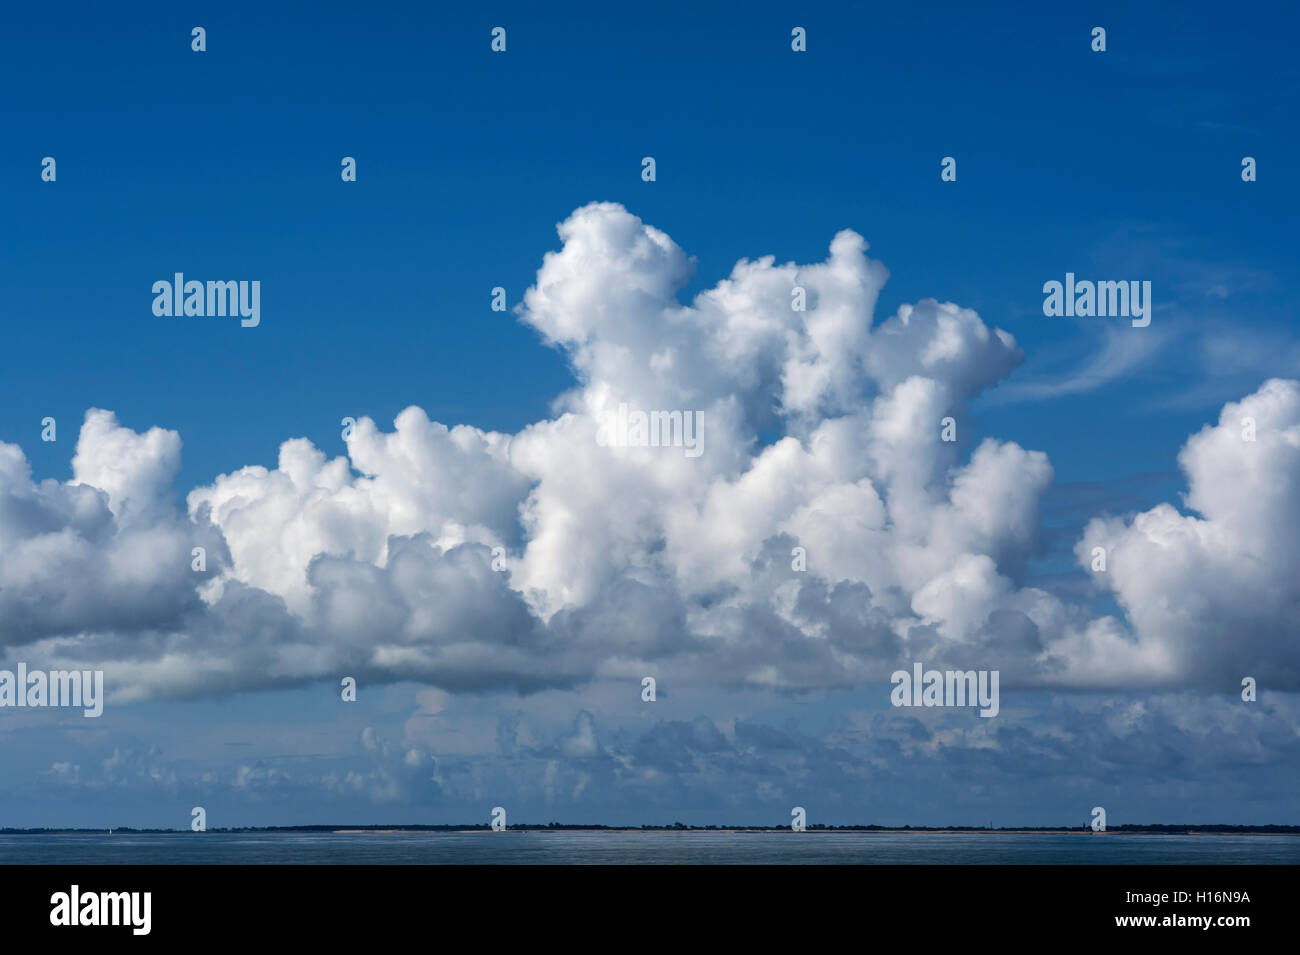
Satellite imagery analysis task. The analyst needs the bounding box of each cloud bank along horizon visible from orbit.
[1,201,1297,714]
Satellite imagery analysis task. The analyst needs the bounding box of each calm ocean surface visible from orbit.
[2,831,1297,864]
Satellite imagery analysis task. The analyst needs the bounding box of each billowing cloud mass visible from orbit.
[2,202,1298,704]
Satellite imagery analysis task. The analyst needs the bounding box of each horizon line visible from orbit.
[6,823,1300,835]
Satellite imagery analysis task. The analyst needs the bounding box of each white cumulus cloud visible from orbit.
[1,203,1296,701]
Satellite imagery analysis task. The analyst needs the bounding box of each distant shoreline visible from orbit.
[329,828,1300,836]
[6,824,1299,835]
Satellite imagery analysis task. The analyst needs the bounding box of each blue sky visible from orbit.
[1,1,1298,829]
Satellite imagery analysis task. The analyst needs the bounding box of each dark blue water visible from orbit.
[2,831,1297,864]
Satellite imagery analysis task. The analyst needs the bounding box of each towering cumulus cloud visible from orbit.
[1,203,1296,701]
